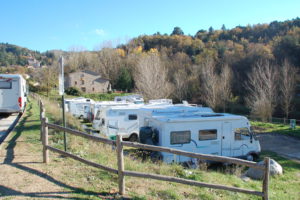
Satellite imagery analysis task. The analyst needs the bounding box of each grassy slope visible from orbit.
[7,98,300,200]
[251,121,300,138]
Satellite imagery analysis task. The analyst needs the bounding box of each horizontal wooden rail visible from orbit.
[122,141,264,170]
[46,145,118,174]
[124,170,264,197]
[46,123,116,146]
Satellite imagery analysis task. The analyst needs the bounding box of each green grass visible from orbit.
[6,97,300,200]
[251,121,300,138]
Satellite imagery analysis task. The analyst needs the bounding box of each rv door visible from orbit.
[107,120,118,136]
[221,122,232,157]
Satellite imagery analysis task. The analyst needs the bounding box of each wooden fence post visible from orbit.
[42,117,49,164]
[117,135,125,195]
[40,101,45,141]
[262,157,270,200]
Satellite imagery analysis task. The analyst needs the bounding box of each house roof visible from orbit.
[82,70,100,76]
[94,77,110,83]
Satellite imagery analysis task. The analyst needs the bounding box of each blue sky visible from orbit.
[1,0,299,52]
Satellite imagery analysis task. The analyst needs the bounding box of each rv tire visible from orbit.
[129,134,138,142]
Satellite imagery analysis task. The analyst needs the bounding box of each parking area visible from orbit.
[256,133,300,161]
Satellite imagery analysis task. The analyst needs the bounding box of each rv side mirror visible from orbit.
[250,134,253,143]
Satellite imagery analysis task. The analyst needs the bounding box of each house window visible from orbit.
[92,88,95,92]
[199,129,217,140]
[81,80,85,85]
[74,81,77,85]
[170,131,191,145]
[128,114,137,120]
[81,87,86,92]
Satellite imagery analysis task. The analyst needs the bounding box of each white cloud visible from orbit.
[94,29,105,36]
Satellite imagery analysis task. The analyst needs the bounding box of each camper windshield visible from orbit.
[234,127,251,140]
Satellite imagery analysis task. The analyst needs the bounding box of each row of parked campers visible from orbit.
[65,96,261,163]
[0,74,27,114]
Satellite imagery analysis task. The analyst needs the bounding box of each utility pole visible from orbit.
[59,56,67,151]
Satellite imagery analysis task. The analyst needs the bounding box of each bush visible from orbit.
[65,87,81,96]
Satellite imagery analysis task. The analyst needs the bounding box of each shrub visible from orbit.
[65,87,81,96]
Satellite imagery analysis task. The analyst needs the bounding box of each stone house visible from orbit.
[65,70,111,93]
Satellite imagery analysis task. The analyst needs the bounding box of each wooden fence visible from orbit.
[39,100,270,200]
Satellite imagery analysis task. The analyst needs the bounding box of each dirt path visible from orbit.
[0,113,19,142]
[0,102,101,200]
[256,133,300,162]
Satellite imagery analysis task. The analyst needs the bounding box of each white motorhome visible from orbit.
[98,105,146,141]
[65,97,94,119]
[114,94,144,104]
[139,112,260,164]
[0,74,27,113]
[91,101,132,127]
[99,104,206,141]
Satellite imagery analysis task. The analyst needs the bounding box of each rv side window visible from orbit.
[95,111,101,120]
[0,81,12,89]
[234,128,250,140]
[199,129,217,140]
[128,114,137,120]
[170,131,191,145]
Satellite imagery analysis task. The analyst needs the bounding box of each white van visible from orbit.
[65,97,94,119]
[99,103,204,141]
[139,112,261,164]
[91,101,132,126]
[0,74,27,113]
[98,104,145,141]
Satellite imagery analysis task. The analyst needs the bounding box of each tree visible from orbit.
[171,27,184,36]
[246,60,279,121]
[221,24,226,31]
[220,64,233,112]
[280,59,298,118]
[134,53,173,99]
[116,67,134,92]
[173,69,189,101]
[200,58,232,111]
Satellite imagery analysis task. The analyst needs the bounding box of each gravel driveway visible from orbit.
[256,133,300,161]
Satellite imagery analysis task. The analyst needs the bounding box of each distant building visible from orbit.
[27,58,41,68]
[65,70,111,93]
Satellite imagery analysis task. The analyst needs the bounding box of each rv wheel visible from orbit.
[129,134,138,142]
[246,154,254,161]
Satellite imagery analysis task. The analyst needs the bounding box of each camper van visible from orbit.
[99,103,206,141]
[90,101,132,125]
[65,97,94,119]
[139,112,260,164]
[97,104,146,141]
[0,74,27,113]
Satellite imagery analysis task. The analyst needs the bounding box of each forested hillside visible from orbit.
[0,43,54,66]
